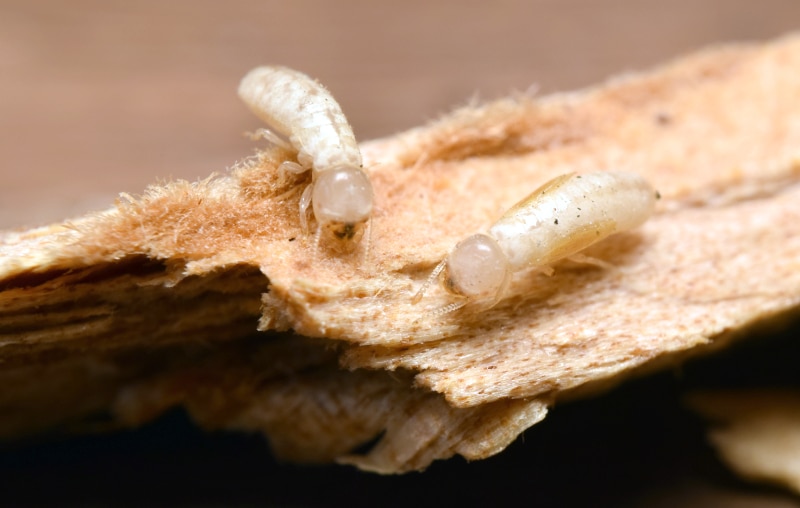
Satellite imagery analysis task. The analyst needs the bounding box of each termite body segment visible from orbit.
[414,171,658,315]
[238,66,373,250]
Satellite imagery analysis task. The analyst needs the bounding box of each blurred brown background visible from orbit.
[2,0,800,229]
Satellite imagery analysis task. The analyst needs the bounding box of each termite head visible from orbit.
[312,166,373,246]
[443,233,511,302]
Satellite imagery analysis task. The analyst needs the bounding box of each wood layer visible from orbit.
[2,34,800,472]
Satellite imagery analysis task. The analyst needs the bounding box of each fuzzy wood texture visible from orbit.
[3,34,800,473]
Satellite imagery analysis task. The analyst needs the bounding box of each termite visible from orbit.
[238,66,373,251]
[413,171,658,315]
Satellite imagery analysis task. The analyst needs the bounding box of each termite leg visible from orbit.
[566,253,615,271]
[278,160,306,175]
[248,128,293,151]
[273,183,303,203]
[484,269,512,311]
[298,184,313,235]
[277,160,308,187]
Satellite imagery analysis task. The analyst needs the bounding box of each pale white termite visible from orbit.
[238,66,373,249]
[413,171,658,315]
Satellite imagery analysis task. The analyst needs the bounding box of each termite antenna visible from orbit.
[361,218,373,266]
[429,299,468,318]
[411,295,468,325]
[412,258,447,304]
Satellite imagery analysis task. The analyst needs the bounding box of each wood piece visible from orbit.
[3,34,800,472]
[688,390,800,494]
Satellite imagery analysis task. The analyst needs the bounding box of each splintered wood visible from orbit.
[688,391,800,494]
[3,34,800,474]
